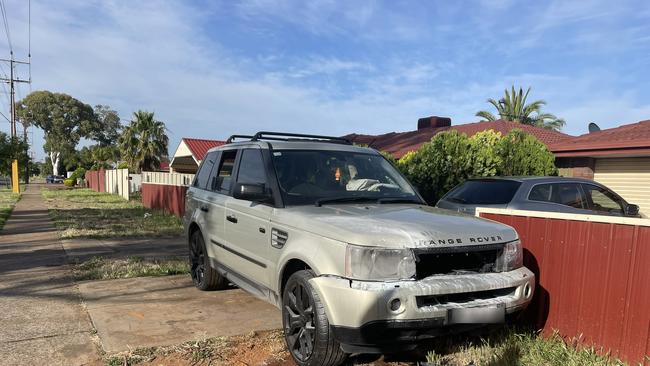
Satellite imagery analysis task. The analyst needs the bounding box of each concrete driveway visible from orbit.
[78,275,281,353]
[0,184,281,365]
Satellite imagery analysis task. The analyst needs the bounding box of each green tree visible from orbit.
[496,129,557,176]
[476,86,566,131]
[15,91,98,176]
[0,132,29,179]
[395,129,556,203]
[118,110,169,172]
[91,105,122,146]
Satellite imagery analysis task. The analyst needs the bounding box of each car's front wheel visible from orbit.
[282,270,347,366]
[189,230,228,291]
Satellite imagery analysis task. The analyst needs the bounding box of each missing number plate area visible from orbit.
[447,302,505,324]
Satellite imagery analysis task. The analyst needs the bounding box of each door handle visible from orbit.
[200,205,209,213]
[226,215,238,224]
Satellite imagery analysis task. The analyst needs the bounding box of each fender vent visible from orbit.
[271,228,288,248]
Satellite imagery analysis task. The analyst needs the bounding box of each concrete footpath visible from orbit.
[0,184,281,365]
[0,184,99,366]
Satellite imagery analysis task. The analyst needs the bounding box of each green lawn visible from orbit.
[42,188,183,238]
[0,187,20,230]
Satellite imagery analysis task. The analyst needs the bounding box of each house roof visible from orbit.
[346,119,572,158]
[550,120,650,157]
[182,138,226,162]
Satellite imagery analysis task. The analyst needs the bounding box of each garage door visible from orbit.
[594,158,650,217]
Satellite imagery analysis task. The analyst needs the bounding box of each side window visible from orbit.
[554,183,587,209]
[529,183,587,209]
[236,149,268,186]
[193,151,218,190]
[582,184,624,214]
[528,184,552,202]
[214,150,238,194]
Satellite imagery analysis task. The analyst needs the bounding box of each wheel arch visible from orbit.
[279,258,313,296]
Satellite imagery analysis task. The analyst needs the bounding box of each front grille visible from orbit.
[416,287,516,308]
[414,244,503,279]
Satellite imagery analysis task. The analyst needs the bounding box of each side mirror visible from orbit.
[233,183,271,202]
[625,204,640,217]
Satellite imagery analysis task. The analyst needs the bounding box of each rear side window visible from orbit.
[193,151,218,190]
[237,149,267,185]
[445,180,521,205]
[528,183,587,209]
[214,150,238,193]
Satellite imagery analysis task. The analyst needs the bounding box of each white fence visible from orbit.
[105,168,130,200]
[142,171,195,186]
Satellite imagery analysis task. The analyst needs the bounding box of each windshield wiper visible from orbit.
[447,197,467,204]
[377,197,422,204]
[315,196,376,207]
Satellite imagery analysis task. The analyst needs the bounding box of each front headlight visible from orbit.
[495,239,523,272]
[345,244,416,281]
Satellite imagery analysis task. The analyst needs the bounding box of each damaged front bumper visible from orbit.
[309,266,535,353]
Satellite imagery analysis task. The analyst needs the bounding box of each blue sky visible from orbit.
[2,0,650,160]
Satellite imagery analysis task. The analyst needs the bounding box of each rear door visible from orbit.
[203,149,237,262]
[223,148,273,291]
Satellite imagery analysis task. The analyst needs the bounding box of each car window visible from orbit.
[529,183,587,209]
[582,184,624,214]
[214,150,238,194]
[236,149,267,186]
[193,151,218,190]
[444,180,521,205]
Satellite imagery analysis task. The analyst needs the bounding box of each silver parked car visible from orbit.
[436,176,641,217]
[184,132,535,366]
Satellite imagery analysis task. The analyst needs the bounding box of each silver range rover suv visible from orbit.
[184,132,535,366]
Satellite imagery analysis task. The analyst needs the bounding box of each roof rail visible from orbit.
[226,134,255,143]
[251,131,351,145]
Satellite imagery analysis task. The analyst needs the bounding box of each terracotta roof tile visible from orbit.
[346,119,571,158]
[550,120,650,153]
[183,138,226,161]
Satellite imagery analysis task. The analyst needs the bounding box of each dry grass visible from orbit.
[73,256,190,281]
[42,188,182,238]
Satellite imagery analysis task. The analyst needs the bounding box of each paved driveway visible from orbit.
[0,184,281,365]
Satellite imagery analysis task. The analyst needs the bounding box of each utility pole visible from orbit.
[1,54,30,193]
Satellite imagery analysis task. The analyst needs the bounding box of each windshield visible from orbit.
[271,150,420,206]
[445,180,521,205]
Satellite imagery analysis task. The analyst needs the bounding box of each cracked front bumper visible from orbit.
[309,267,535,351]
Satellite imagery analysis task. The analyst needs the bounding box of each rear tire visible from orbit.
[282,270,348,366]
[189,230,228,291]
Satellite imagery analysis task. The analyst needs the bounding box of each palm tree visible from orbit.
[476,86,566,131]
[118,111,169,172]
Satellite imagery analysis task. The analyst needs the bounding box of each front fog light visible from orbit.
[345,245,416,281]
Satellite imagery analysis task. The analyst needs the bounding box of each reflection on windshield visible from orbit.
[272,150,419,206]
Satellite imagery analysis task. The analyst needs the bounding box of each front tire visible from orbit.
[282,270,347,366]
[189,230,228,291]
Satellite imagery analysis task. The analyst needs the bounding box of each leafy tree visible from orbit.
[15,91,97,176]
[396,129,556,203]
[118,110,169,172]
[476,86,566,131]
[496,129,557,176]
[92,105,122,146]
[0,132,29,179]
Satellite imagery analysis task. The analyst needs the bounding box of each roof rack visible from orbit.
[226,134,255,143]
[251,131,351,145]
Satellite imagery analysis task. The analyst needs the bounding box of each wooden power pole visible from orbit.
[1,54,30,193]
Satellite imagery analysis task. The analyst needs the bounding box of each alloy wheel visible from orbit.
[284,281,316,362]
[189,235,205,286]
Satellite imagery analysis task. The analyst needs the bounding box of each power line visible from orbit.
[0,0,12,53]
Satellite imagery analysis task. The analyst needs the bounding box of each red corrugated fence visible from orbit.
[479,209,650,365]
[84,169,106,192]
[141,183,188,217]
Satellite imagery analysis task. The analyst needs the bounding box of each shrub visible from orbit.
[396,129,556,204]
[63,178,75,187]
